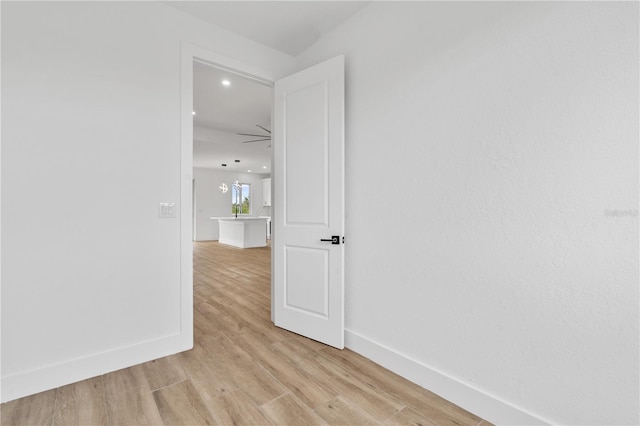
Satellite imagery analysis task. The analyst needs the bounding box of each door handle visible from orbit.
[320,235,340,245]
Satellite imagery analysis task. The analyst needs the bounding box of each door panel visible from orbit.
[284,82,328,225]
[273,55,345,349]
[285,246,329,318]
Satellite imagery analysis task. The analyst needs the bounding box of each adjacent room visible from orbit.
[192,61,273,249]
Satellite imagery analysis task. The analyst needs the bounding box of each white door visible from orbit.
[273,55,345,349]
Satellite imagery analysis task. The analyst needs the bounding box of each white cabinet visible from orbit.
[262,178,271,206]
[217,218,267,248]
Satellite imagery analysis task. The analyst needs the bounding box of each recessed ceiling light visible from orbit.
[192,111,196,115]
[222,79,231,86]
[248,170,252,173]
[262,166,267,169]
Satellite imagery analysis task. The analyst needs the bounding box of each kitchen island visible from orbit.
[214,217,268,248]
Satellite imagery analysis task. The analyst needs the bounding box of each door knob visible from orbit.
[320,236,340,245]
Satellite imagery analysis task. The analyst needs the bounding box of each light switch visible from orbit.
[159,202,177,218]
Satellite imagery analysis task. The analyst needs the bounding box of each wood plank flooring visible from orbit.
[1,241,490,426]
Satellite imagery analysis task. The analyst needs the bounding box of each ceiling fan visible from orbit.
[237,125,271,147]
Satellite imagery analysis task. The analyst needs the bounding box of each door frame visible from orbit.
[180,42,282,327]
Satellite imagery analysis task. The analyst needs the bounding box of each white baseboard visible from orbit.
[195,236,217,242]
[345,329,551,426]
[1,332,192,403]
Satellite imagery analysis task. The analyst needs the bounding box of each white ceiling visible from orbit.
[193,62,272,173]
[184,1,369,173]
[193,61,272,135]
[164,1,368,56]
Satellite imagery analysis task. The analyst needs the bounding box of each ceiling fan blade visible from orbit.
[237,132,270,138]
[256,124,271,134]
[242,138,271,143]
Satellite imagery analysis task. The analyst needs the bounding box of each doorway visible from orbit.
[179,43,283,349]
[190,57,274,342]
[181,44,346,349]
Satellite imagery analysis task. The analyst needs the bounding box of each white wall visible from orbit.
[0,1,294,402]
[297,2,639,425]
[194,168,269,241]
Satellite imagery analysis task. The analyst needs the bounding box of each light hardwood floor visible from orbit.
[1,241,490,426]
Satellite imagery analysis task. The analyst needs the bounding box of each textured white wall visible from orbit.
[0,1,293,402]
[297,2,639,424]
[193,168,269,241]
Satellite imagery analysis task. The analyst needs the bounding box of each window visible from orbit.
[231,183,251,215]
